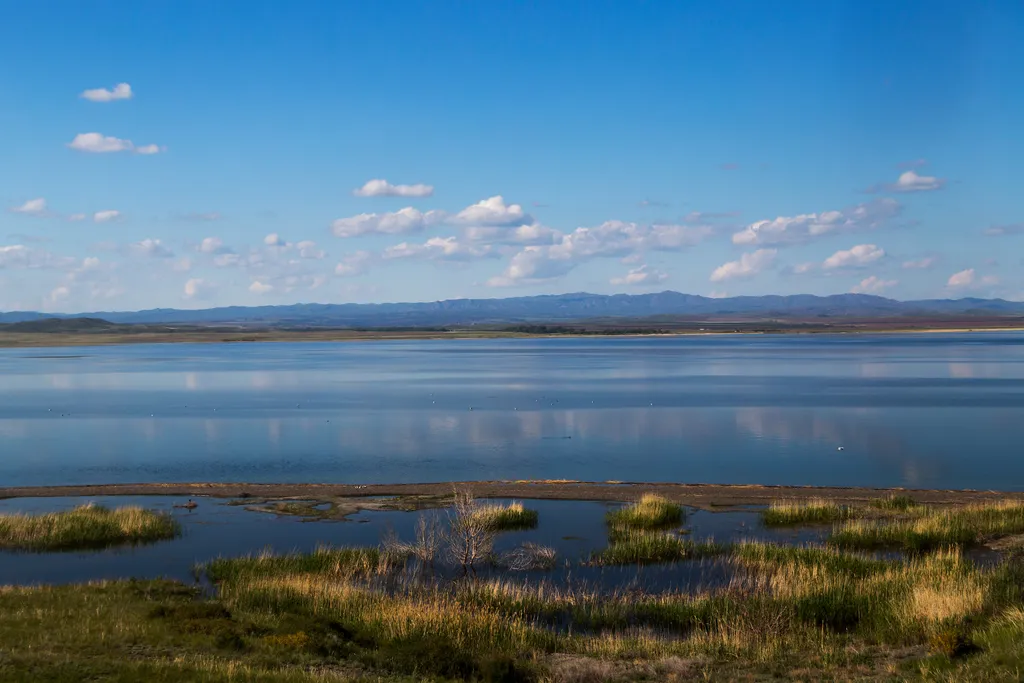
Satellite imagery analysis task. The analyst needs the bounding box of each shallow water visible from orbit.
[0,496,825,587]
[2,334,1024,489]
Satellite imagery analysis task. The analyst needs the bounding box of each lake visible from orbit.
[1,333,1023,490]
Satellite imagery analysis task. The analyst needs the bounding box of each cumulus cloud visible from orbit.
[851,275,898,294]
[732,199,901,247]
[67,132,163,154]
[947,269,999,289]
[249,281,274,294]
[486,247,577,287]
[264,233,288,247]
[710,249,777,282]
[452,196,531,226]
[80,83,133,102]
[610,264,669,287]
[331,207,442,238]
[902,257,936,270]
[92,210,121,223]
[49,286,70,304]
[10,198,47,216]
[183,278,215,300]
[867,170,946,193]
[464,223,561,245]
[296,240,325,259]
[384,236,494,262]
[335,251,372,277]
[197,237,232,255]
[485,220,712,287]
[130,238,173,258]
[983,223,1024,236]
[352,179,434,198]
[822,244,885,270]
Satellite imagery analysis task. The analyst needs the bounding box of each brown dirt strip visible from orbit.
[0,481,1019,509]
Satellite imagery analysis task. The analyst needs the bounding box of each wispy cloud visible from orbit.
[851,275,898,294]
[732,199,900,246]
[822,244,885,270]
[10,198,47,216]
[331,208,443,238]
[866,170,945,193]
[983,223,1024,236]
[68,132,163,154]
[610,264,668,286]
[902,257,936,270]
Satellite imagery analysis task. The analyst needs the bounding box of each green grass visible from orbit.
[870,493,919,511]
[591,529,725,565]
[468,501,539,531]
[830,499,1024,551]
[762,498,852,526]
[0,504,180,551]
[202,546,401,584]
[605,493,684,530]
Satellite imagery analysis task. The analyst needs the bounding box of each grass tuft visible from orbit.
[870,494,918,511]
[762,499,851,526]
[606,494,684,531]
[468,501,539,531]
[0,503,180,551]
[591,530,725,565]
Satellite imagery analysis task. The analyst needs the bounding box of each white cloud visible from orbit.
[822,244,885,270]
[792,262,816,274]
[485,220,712,287]
[732,199,901,246]
[11,198,47,215]
[80,82,133,102]
[92,210,121,223]
[902,257,936,270]
[130,238,173,258]
[69,213,86,222]
[464,223,561,245]
[67,132,162,154]
[851,275,898,294]
[947,269,975,288]
[296,240,325,259]
[983,223,1024,236]
[384,236,494,262]
[610,264,669,287]
[868,170,946,193]
[947,268,999,289]
[331,207,442,238]
[249,281,274,294]
[198,237,230,254]
[49,286,70,304]
[264,233,287,247]
[213,253,241,268]
[335,251,372,277]
[452,196,531,226]
[352,179,434,198]
[0,244,73,269]
[486,246,577,287]
[710,249,777,282]
[179,211,222,222]
[183,278,216,300]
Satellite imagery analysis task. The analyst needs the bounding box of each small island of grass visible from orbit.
[469,501,539,531]
[0,503,181,551]
[606,493,684,530]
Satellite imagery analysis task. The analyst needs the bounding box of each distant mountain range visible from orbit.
[3,292,1024,328]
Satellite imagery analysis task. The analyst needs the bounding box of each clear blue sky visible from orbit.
[1,0,1022,311]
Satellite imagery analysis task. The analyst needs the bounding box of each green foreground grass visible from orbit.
[4,542,1024,681]
[605,494,684,531]
[0,503,180,551]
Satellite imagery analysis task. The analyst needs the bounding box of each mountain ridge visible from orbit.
[2,291,1023,327]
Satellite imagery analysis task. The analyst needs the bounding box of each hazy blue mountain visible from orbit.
[2,292,1024,327]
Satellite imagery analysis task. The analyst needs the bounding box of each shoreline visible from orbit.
[2,480,1020,509]
[0,325,1021,349]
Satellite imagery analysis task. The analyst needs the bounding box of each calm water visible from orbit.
[1,334,1023,489]
[0,496,816,587]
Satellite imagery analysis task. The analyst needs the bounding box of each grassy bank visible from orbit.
[0,503,180,551]
[606,494,684,530]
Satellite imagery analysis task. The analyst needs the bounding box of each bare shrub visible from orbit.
[446,489,495,573]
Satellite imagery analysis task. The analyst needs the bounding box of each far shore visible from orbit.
[1,322,1024,349]
[2,480,1020,509]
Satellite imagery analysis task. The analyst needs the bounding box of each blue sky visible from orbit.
[1,1,1022,312]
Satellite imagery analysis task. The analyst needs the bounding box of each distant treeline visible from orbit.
[498,325,670,335]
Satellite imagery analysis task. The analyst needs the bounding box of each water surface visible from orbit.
[1,334,1023,489]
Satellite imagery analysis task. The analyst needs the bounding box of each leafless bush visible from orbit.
[446,489,495,573]
[500,542,557,571]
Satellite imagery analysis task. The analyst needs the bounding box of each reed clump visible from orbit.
[831,499,1024,551]
[592,530,725,565]
[468,501,539,531]
[0,503,180,551]
[762,499,852,526]
[606,494,684,530]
